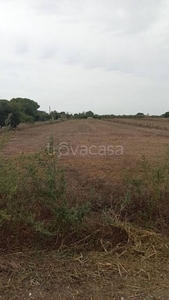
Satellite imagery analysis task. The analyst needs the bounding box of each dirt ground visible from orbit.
[2,119,169,177]
[1,119,169,300]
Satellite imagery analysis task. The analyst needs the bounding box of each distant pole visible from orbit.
[49,106,51,114]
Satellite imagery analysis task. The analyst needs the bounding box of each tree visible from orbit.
[51,111,61,120]
[163,112,169,118]
[36,111,50,122]
[10,98,40,122]
[135,112,145,118]
[73,111,95,119]
[0,99,21,128]
[0,100,10,127]
[86,111,94,118]
[5,111,20,128]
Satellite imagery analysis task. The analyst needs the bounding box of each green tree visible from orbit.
[10,98,40,122]
[0,99,21,128]
[163,112,169,118]
[0,100,10,127]
[86,110,94,118]
[51,111,61,120]
[36,110,50,122]
[136,112,145,118]
[5,111,20,128]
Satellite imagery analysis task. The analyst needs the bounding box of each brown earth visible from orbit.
[1,119,169,300]
[2,119,169,204]
[2,119,169,178]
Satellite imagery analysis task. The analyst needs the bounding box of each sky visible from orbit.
[0,0,169,115]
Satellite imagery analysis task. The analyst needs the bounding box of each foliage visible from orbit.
[135,112,145,118]
[19,112,35,123]
[163,111,169,118]
[5,111,20,128]
[36,110,51,122]
[0,151,89,248]
[74,111,95,119]
[51,110,61,120]
[0,99,20,128]
[10,98,39,117]
[0,100,11,127]
[50,111,73,120]
[111,155,169,230]
[0,98,50,128]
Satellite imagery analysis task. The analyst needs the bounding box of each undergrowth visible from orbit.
[1,139,169,251]
[103,153,169,232]
[0,151,90,249]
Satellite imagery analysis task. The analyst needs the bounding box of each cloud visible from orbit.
[15,41,30,55]
[0,0,169,114]
[32,0,166,33]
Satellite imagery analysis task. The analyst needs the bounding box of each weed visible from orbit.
[0,150,90,249]
[0,130,10,151]
[114,154,169,230]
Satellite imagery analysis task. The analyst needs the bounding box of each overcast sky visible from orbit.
[0,0,169,115]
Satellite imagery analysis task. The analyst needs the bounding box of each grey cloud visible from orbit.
[32,0,166,34]
[32,0,82,17]
[0,0,169,115]
[15,41,30,55]
[33,0,61,14]
[40,45,59,59]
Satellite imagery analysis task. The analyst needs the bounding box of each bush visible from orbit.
[0,151,89,248]
[113,155,169,230]
[163,112,169,118]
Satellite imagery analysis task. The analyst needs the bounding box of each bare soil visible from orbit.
[1,119,169,300]
[2,119,169,177]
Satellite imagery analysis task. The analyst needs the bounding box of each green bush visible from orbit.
[0,151,89,247]
[115,155,169,229]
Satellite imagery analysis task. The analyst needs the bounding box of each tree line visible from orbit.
[0,98,50,128]
[1,98,169,129]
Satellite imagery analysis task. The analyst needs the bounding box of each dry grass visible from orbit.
[17,119,63,131]
[108,117,169,131]
[0,226,169,299]
[0,130,10,150]
[1,119,169,299]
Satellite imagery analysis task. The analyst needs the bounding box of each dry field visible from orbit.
[2,118,169,177]
[108,117,169,131]
[1,119,169,300]
[1,118,168,208]
[2,118,169,201]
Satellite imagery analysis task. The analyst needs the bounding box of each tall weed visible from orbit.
[0,151,89,247]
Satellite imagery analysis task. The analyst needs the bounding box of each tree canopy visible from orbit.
[163,112,169,118]
[0,98,43,128]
